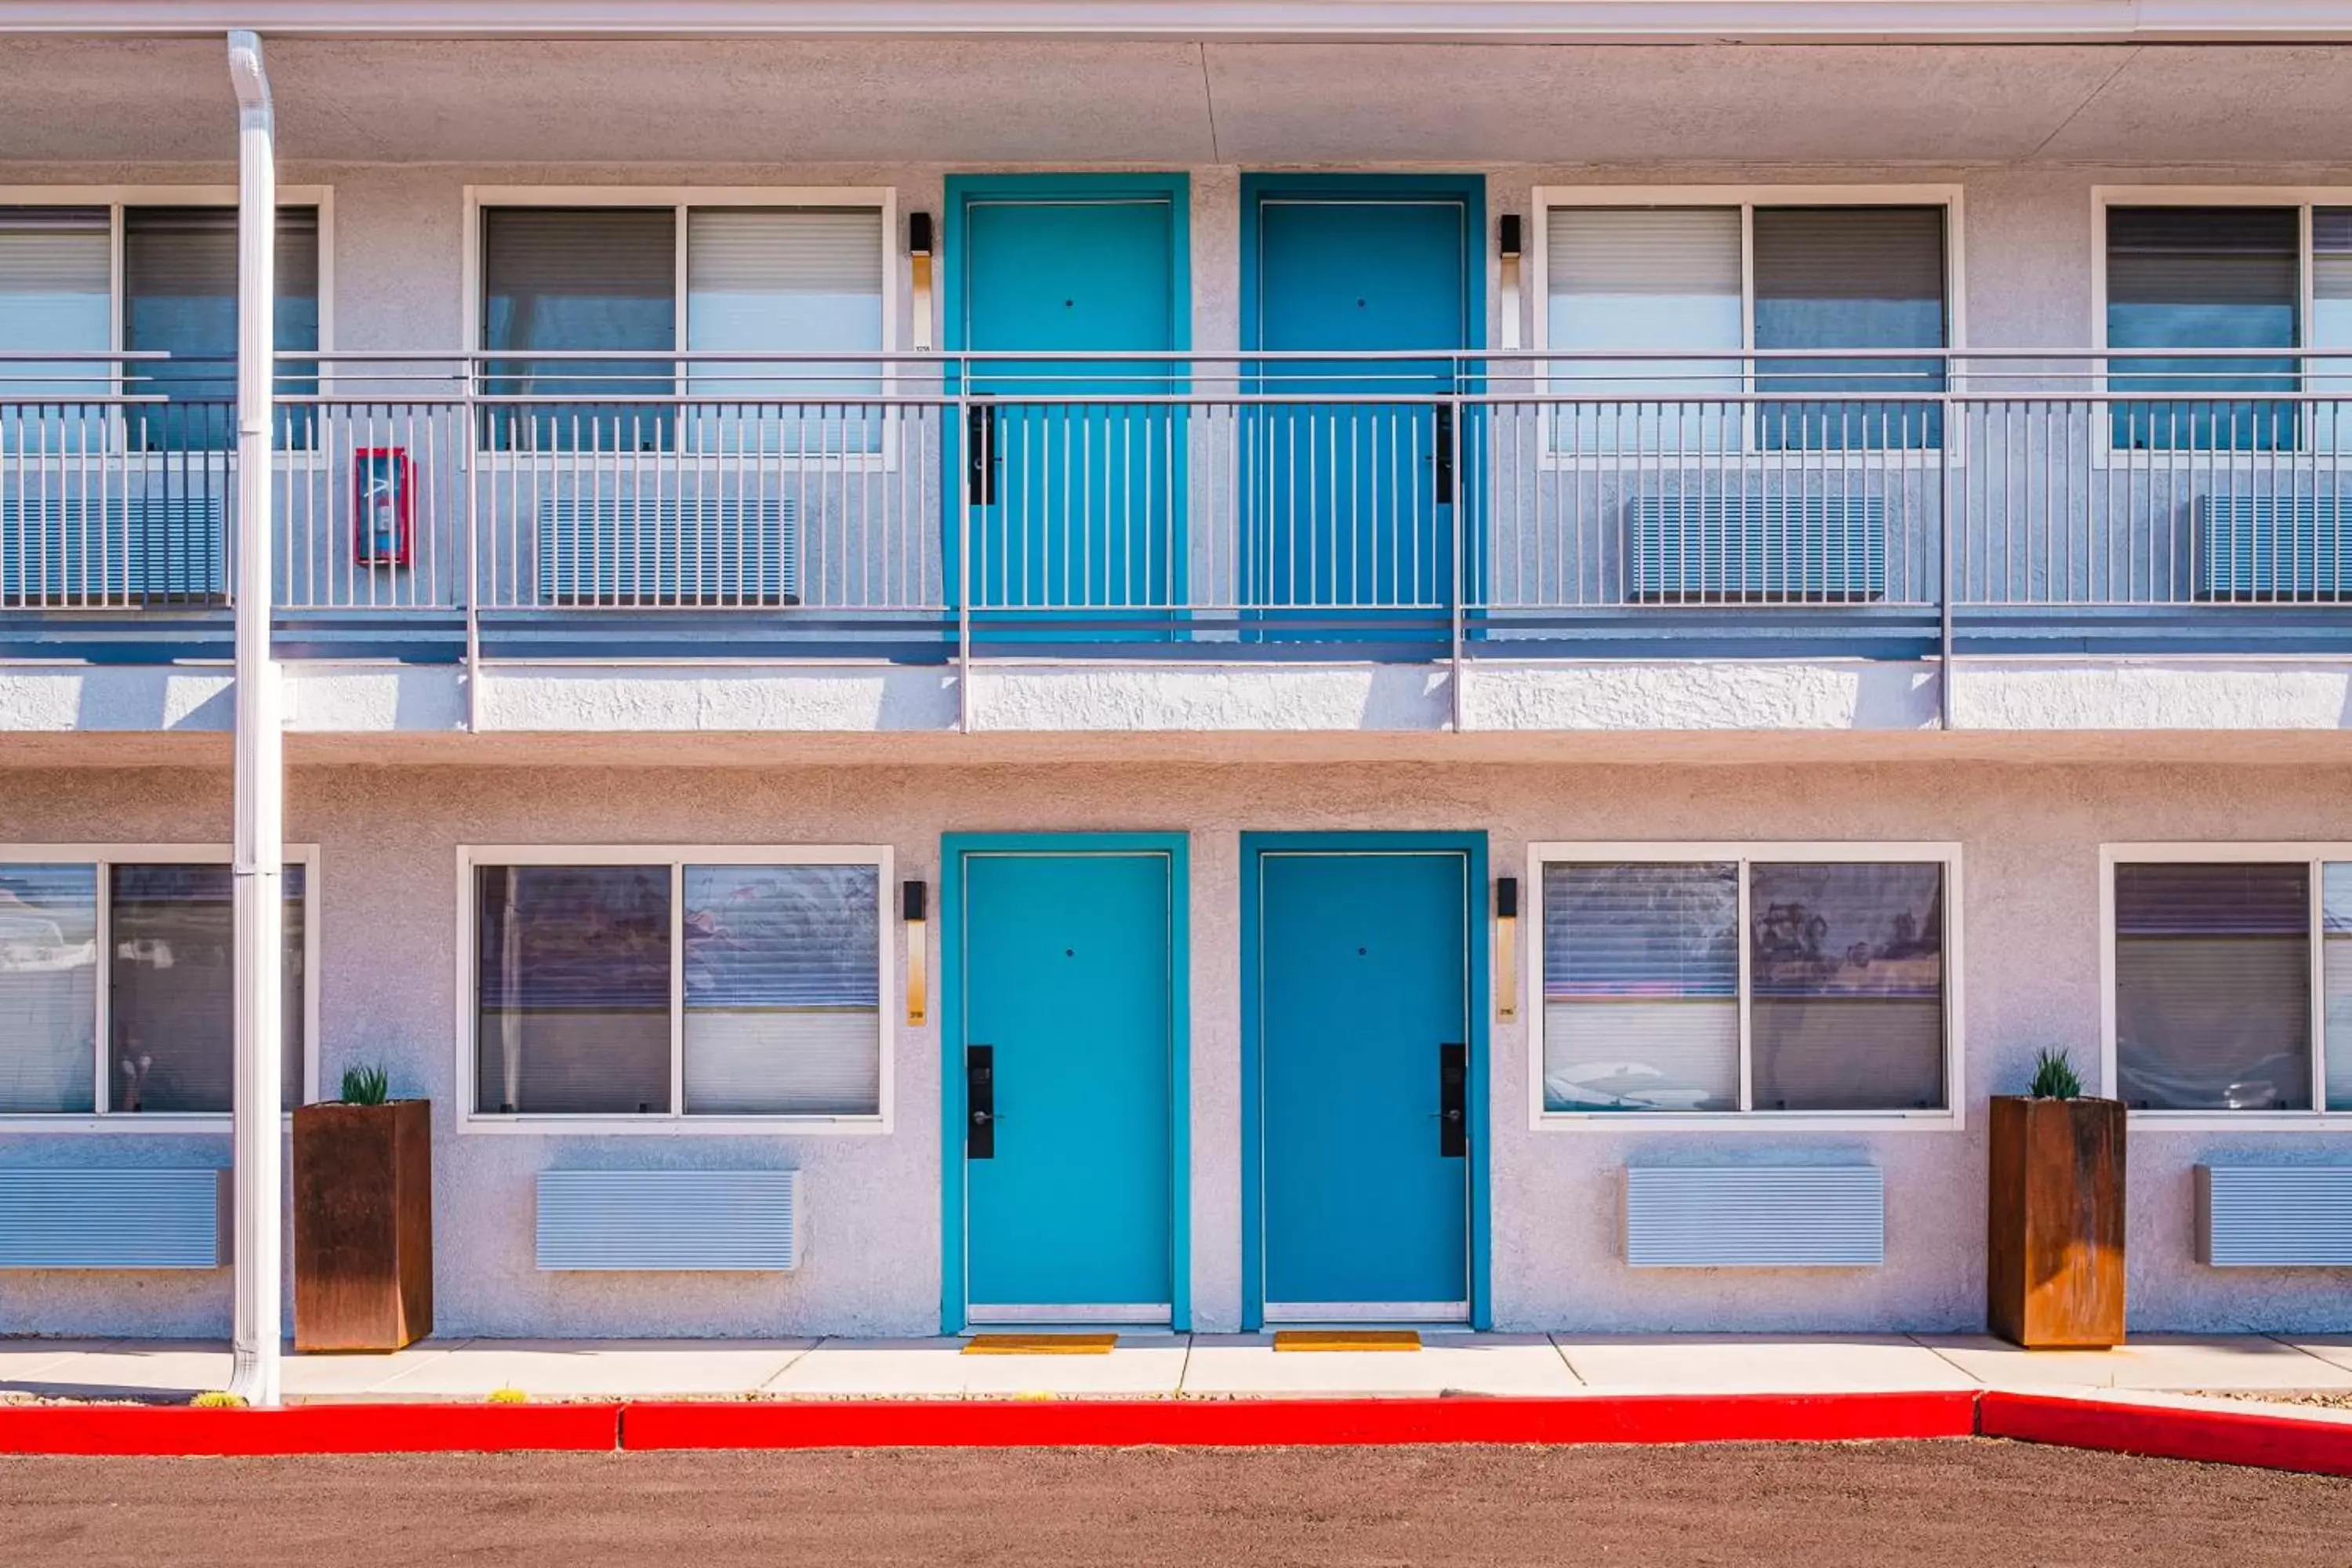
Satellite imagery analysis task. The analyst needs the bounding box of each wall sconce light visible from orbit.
[1495,876,1520,1021]
[1497,214,1525,354]
[908,211,936,354]
[902,878,929,1025]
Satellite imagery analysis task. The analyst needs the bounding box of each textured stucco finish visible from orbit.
[17,660,2352,739]
[5,759,2352,1339]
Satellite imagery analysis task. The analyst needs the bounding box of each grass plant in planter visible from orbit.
[292,1062,433,1352]
[1987,1049,2125,1348]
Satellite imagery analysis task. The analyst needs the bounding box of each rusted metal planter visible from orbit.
[292,1099,434,1352]
[1987,1094,2126,1348]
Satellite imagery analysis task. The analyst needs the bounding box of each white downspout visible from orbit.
[225,27,285,1410]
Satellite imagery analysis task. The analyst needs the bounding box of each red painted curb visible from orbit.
[621,1391,1983,1451]
[1980,1390,2352,1479]
[0,1403,622,1457]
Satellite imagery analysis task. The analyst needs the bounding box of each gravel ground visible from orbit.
[2188,1389,2352,1411]
[8,1439,2352,1566]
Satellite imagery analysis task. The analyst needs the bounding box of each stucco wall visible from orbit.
[5,757,2352,1340]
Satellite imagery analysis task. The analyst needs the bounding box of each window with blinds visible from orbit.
[1540,853,1951,1116]
[2112,860,2329,1112]
[472,855,887,1120]
[0,857,308,1117]
[1542,200,1948,452]
[1544,208,1741,455]
[2106,205,2300,452]
[479,202,888,454]
[0,205,319,453]
[0,209,109,446]
[481,208,677,452]
[1542,862,1740,1112]
[1752,206,1947,451]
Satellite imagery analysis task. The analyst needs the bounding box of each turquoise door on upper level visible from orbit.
[943,836,1189,1330]
[1243,834,1490,1327]
[1242,176,1482,637]
[947,176,1189,632]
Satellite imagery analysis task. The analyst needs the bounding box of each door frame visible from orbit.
[1240,830,1492,1331]
[938,831,1192,1334]
[942,173,1193,619]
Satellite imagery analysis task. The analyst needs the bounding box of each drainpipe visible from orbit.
[225,27,284,1410]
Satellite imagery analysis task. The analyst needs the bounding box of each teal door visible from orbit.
[950,177,1188,626]
[955,844,1180,1323]
[1243,179,1479,633]
[1250,844,1478,1321]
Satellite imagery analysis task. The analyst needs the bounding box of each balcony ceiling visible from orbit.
[4,38,2352,167]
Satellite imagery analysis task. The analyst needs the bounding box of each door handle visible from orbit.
[1432,403,1456,503]
[967,1044,996,1160]
[966,400,997,506]
[1438,1041,1467,1157]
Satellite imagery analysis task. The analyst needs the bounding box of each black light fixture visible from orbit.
[1498,215,1526,352]
[1496,877,1521,1020]
[907,211,935,257]
[902,879,929,1025]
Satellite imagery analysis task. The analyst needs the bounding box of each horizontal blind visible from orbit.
[1752,207,1946,344]
[681,864,880,1116]
[1546,207,1741,347]
[481,208,675,350]
[0,208,109,400]
[1541,863,1738,1112]
[2107,207,2298,331]
[2114,862,2311,1111]
[1544,208,1740,452]
[686,209,884,354]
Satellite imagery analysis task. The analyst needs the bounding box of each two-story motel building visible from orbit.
[5,2,2352,1347]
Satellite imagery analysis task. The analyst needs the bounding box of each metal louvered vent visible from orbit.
[2196,1165,2352,1266]
[1624,1165,1884,1268]
[2194,495,2352,601]
[0,493,228,604]
[0,1168,230,1269]
[1626,495,1889,602]
[536,495,800,607]
[535,1169,800,1271]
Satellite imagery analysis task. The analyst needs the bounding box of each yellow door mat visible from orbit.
[961,1334,1119,1355]
[1273,1330,1422,1352]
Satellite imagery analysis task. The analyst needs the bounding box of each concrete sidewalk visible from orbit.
[9,1331,2352,1406]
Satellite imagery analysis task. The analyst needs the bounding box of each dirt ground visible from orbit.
[7,1438,2350,1566]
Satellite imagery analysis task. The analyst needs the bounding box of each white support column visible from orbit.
[225,27,285,1410]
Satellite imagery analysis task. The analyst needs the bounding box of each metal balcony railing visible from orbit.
[6,349,2352,659]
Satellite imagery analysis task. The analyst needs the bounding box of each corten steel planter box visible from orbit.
[1987,1095,2126,1349]
[292,1099,433,1352]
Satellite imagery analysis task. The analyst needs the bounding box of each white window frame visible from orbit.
[0,183,336,453]
[456,844,895,1134]
[2100,840,2352,1131]
[0,842,321,1134]
[1530,185,1967,469]
[1526,840,1965,1132]
[2090,185,2352,462]
[461,185,901,468]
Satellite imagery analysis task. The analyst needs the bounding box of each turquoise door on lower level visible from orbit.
[1246,836,1487,1326]
[946,837,1187,1329]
